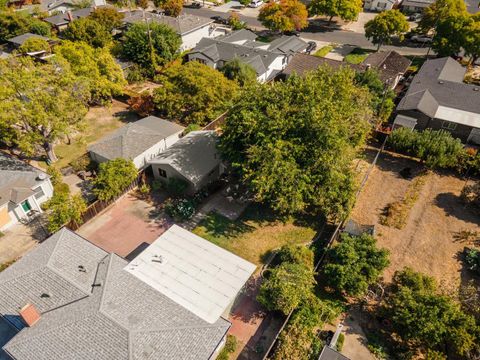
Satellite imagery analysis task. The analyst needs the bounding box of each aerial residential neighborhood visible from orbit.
[0,0,479,358]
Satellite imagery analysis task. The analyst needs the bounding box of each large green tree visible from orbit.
[122,22,181,74]
[364,10,409,51]
[62,17,112,48]
[43,191,87,232]
[153,0,183,17]
[419,0,467,33]
[153,61,238,125]
[93,159,138,201]
[0,58,89,162]
[383,268,479,357]
[309,0,362,24]
[54,41,126,104]
[219,66,372,217]
[220,58,257,86]
[0,10,51,43]
[258,0,308,32]
[89,7,124,32]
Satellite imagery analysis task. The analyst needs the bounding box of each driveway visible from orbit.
[77,194,171,259]
[0,221,48,265]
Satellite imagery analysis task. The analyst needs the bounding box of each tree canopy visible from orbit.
[0,57,89,162]
[122,22,181,74]
[220,58,257,86]
[219,66,372,218]
[18,37,50,54]
[153,61,238,125]
[153,0,183,17]
[88,7,124,32]
[419,0,467,33]
[93,159,138,201]
[355,69,395,122]
[43,191,87,233]
[54,41,126,104]
[62,17,113,48]
[258,0,308,32]
[309,0,362,24]
[364,10,409,50]
[0,10,51,43]
[323,233,389,297]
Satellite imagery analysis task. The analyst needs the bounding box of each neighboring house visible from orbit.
[88,116,185,170]
[188,29,308,82]
[394,57,480,144]
[0,152,53,231]
[122,10,222,51]
[7,0,105,14]
[318,346,350,360]
[149,131,222,194]
[364,0,400,11]
[401,0,433,12]
[0,226,255,359]
[43,7,96,31]
[6,33,52,49]
[362,50,411,88]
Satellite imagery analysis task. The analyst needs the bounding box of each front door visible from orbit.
[21,200,32,213]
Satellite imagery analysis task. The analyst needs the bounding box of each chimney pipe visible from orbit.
[66,10,74,22]
[19,303,41,327]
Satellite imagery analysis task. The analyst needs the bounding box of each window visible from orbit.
[158,168,167,178]
[33,186,45,200]
[442,121,457,131]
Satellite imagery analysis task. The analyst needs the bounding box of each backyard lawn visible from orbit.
[192,205,317,265]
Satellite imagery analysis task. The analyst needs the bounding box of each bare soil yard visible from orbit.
[351,149,480,287]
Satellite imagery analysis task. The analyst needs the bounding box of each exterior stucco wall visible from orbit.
[132,132,183,170]
[181,24,215,51]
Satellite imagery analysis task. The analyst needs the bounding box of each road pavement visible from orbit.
[184,7,431,56]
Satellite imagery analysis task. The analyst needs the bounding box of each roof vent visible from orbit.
[151,254,164,264]
[37,173,47,181]
[474,87,479,91]
[19,304,41,327]
[438,80,444,84]
[78,265,86,273]
[40,293,50,298]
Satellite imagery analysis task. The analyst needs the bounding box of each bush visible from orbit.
[217,335,237,360]
[336,333,345,352]
[465,248,480,275]
[164,197,196,221]
[126,64,147,83]
[461,181,480,210]
[93,159,138,201]
[151,179,164,192]
[184,123,202,134]
[128,93,154,117]
[166,177,189,197]
[276,244,314,268]
[70,154,91,172]
[47,166,62,186]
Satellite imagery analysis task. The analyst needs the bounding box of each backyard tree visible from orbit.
[43,191,87,232]
[154,0,183,17]
[18,37,50,54]
[309,0,362,24]
[432,14,470,57]
[258,0,308,32]
[220,58,257,86]
[323,233,390,297]
[89,7,125,32]
[122,22,181,74]
[63,17,113,48]
[277,244,314,268]
[0,57,89,162]
[463,14,480,64]
[382,268,479,356]
[0,11,51,43]
[219,66,372,218]
[258,262,315,314]
[364,10,409,51]
[93,159,138,201]
[54,41,126,104]
[419,0,467,33]
[153,61,238,125]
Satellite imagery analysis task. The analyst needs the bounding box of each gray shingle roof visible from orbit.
[87,116,185,162]
[43,7,94,26]
[0,228,230,360]
[318,346,350,360]
[149,131,220,185]
[397,57,480,115]
[264,35,308,54]
[7,33,50,47]
[362,50,411,81]
[0,152,49,207]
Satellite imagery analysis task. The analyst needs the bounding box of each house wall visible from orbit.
[181,24,215,51]
[132,132,183,170]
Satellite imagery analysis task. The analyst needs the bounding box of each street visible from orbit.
[183,7,431,56]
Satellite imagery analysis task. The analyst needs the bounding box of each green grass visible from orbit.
[314,45,334,58]
[344,48,374,64]
[406,55,427,72]
[192,205,317,265]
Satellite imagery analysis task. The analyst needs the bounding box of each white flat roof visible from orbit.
[124,224,256,324]
[435,106,480,128]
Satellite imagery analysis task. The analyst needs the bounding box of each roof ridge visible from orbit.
[130,320,232,334]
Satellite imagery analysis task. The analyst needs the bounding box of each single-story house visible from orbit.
[188,30,307,82]
[401,0,433,12]
[43,7,96,31]
[88,116,185,170]
[149,130,222,194]
[0,226,255,359]
[6,33,52,49]
[361,50,411,88]
[0,152,53,231]
[394,57,480,144]
[122,10,222,51]
[364,0,400,11]
[41,0,105,14]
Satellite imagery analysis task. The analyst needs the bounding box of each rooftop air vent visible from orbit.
[151,255,164,264]
[438,80,444,84]
[474,87,479,91]
[40,293,50,298]
[37,173,47,181]
[78,265,86,273]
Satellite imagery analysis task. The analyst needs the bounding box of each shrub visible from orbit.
[43,191,87,232]
[164,197,195,221]
[184,123,202,134]
[461,181,480,210]
[151,179,163,192]
[336,333,345,352]
[217,335,237,360]
[465,248,480,275]
[276,244,314,268]
[128,93,154,117]
[166,177,189,197]
[47,166,62,186]
[70,154,91,172]
[93,159,138,201]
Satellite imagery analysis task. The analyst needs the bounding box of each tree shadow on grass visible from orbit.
[199,211,255,240]
[113,110,139,124]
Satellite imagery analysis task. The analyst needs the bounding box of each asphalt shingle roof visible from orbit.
[0,228,230,360]
[7,33,50,46]
[362,50,411,82]
[43,7,94,26]
[87,116,185,162]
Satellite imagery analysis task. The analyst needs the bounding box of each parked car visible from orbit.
[211,15,229,24]
[408,13,422,21]
[186,1,202,8]
[249,0,263,7]
[284,30,300,37]
[411,35,433,43]
[306,41,317,54]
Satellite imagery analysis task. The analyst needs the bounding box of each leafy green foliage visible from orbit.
[220,58,257,86]
[47,166,63,186]
[89,7,124,32]
[153,61,238,125]
[63,17,112,48]
[154,0,183,17]
[465,248,480,275]
[309,0,362,23]
[220,66,372,217]
[164,197,196,221]
[93,159,138,201]
[0,57,89,162]
[258,0,308,32]
[166,177,189,196]
[461,181,480,209]
[277,244,314,268]
[355,69,395,122]
[419,0,467,33]
[228,12,246,30]
[216,335,237,360]
[122,22,181,74]
[382,268,479,356]
[364,10,409,50]
[18,37,50,54]
[0,11,51,43]
[323,233,389,297]
[43,191,87,232]
[388,128,464,169]
[54,41,126,104]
